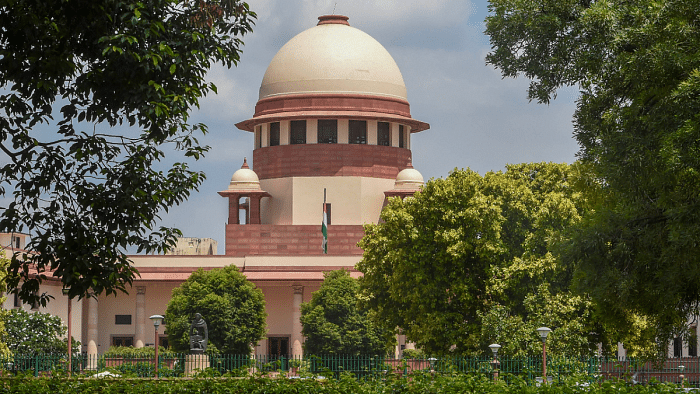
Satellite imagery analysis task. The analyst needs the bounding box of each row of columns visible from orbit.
[220,192,268,225]
[84,284,307,360]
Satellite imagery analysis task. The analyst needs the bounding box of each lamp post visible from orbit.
[149,315,164,378]
[62,288,72,377]
[489,344,501,381]
[537,327,551,384]
[428,357,437,376]
[680,364,686,388]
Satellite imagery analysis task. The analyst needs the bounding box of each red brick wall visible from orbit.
[225,224,365,256]
[253,144,411,180]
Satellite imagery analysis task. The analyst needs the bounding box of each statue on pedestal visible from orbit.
[189,313,208,354]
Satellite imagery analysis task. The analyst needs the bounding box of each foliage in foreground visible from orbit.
[164,265,267,354]
[358,163,601,356]
[0,373,685,394]
[1,308,78,355]
[0,0,256,307]
[101,346,176,358]
[301,270,395,356]
[485,0,700,354]
[0,255,10,357]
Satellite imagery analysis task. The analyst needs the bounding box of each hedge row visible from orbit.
[0,374,684,394]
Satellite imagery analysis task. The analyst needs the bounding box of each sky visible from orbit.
[3,0,582,254]
[156,0,581,253]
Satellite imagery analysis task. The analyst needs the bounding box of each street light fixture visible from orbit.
[489,344,501,381]
[149,315,164,378]
[428,357,437,376]
[680,365,686,387]
[536,327,551,384]
[62,288,71,377]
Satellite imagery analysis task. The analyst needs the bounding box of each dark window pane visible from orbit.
[269,122,280,146]
[268,337,289,357]
[399,125,405,148]
[674,337,682,357]
[112,336,134,347]
[318,119,337,144]
[349,120,367,144]
[255,126,261,149]
[690,332,698,357]
[377,122,391,146]
[291,120,306,144]
[115,315,132,325]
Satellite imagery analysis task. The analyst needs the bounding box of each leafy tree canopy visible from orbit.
[164,265,266,354]
[357,163,603,356]
[486,0,700,349]
[0,254,9,357]
[301,270,394,356]
[1,308,78,355]
[0,0,255,306]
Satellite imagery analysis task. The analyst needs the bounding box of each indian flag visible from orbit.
[322,201,328,254]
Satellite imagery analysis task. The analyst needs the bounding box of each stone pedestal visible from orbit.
[185,354,210,376]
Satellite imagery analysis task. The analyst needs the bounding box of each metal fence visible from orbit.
[1,353,699,385]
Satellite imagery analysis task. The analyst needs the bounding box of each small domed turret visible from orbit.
[229,158,261,190]
[394,165,424,190]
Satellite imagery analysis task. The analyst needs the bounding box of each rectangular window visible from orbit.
[317,119,337,144]
[112,336,134,347]
[349,120,367,144]
[377,122,391,146]
[12,236,20,249]
[324,203,332,225]
[12,289,19,308]
[255,126,261,149]
[690,330,698,357]
[269,122,280,146]
[399,125,405,148]
[268,337,289,357]
[290,120,306,144]
[674,337,683,358]
[115,315,132,325]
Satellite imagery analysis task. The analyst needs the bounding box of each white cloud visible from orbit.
[141,0,581,246]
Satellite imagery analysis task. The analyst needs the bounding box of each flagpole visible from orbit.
[322,188,328,254]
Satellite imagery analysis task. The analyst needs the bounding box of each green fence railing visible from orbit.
[2,353,700,385]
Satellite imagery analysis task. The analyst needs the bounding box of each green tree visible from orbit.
[357,163,601,356]
[1,308,78,355]
[164,265,266,354]
[485,0,700,351]
[0,0,256,306]
[0,255,10,357]
[301,270,394,356]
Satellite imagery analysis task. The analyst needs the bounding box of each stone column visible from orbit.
[134,286,146,348]
[86,295,99,369]
[249,195,263,224]
[291,285,304,358]
[228,193,240,224]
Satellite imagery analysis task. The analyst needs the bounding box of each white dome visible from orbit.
[229,158,261,190]
[259,15,407,101]
[395,167,424,189]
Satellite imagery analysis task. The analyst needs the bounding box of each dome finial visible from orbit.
[318,15,350,26]
[241,157,249,169]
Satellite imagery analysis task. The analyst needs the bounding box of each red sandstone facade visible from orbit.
[252,144,412,180]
